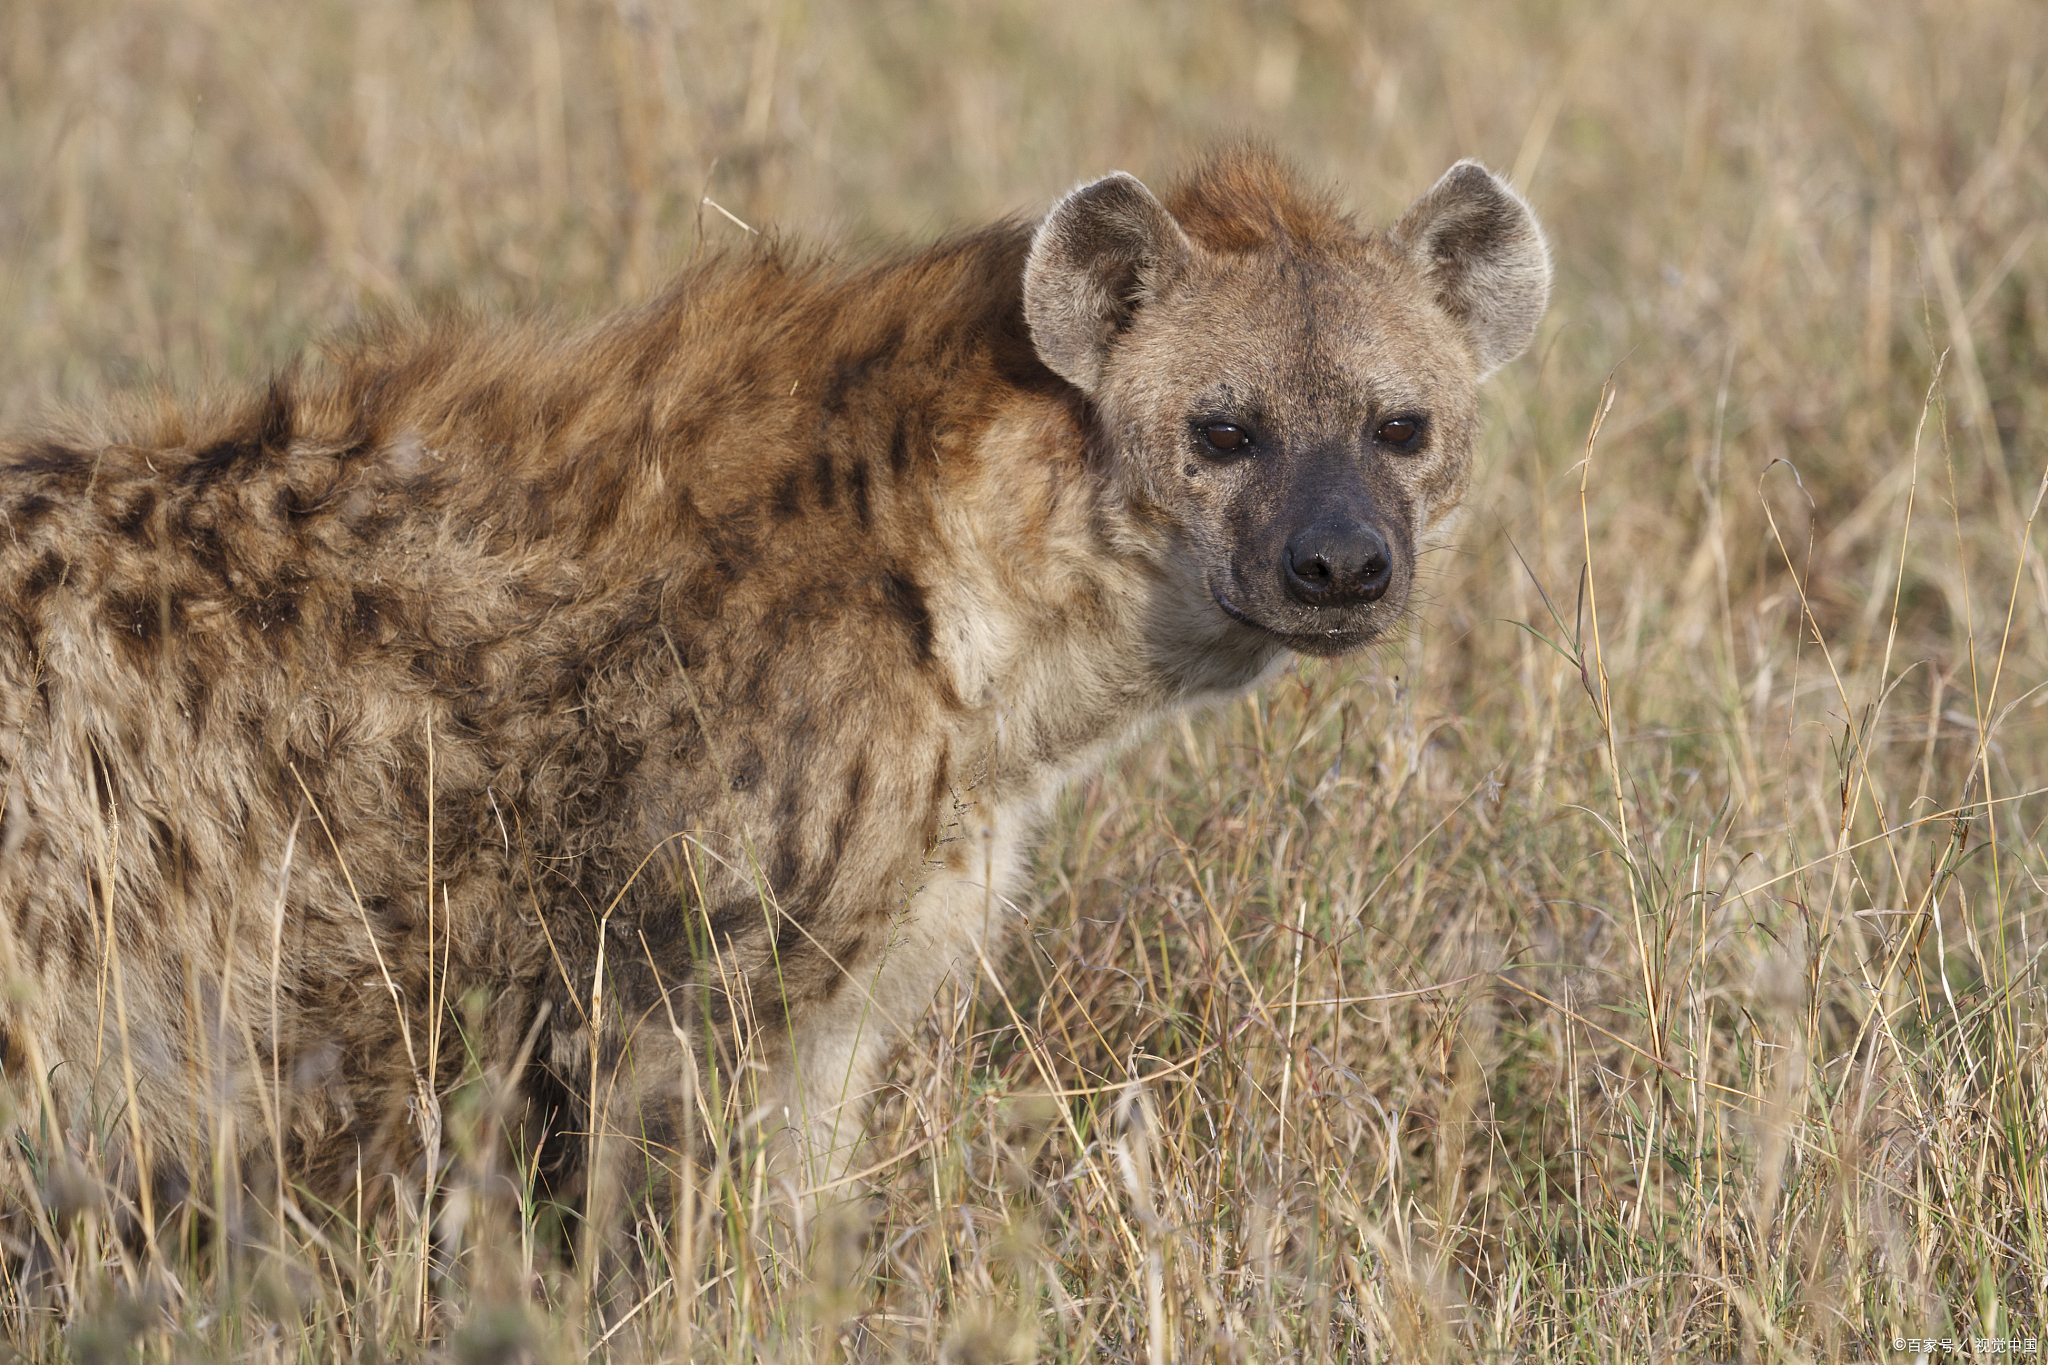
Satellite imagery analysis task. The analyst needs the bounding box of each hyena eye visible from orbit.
[1375,416,1424,449]
[1199,422,1252,454]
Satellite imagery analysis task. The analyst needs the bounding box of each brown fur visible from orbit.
[0,149,1547,1231]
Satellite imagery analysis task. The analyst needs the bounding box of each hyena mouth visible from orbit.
[1210,582,1379,655]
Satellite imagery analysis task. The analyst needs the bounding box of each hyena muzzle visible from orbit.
[0,149,1546,1243]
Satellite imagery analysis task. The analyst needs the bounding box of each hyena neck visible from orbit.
[917,378,1287,819]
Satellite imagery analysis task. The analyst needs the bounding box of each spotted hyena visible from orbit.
[0,150,1546,1234]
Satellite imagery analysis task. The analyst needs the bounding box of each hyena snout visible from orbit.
[1282,520,1394,605]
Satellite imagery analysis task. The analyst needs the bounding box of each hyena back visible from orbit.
[0,150,1547,1228]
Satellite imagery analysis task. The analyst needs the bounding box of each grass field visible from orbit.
[2,0,2046,1359]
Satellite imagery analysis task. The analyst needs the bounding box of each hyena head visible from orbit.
[1024,151,1550,657]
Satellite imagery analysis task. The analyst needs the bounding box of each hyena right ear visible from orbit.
[1025,173,1193,395]
[1391,161,1552,380]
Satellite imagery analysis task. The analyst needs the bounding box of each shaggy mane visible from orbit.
[1164,146,1356,255]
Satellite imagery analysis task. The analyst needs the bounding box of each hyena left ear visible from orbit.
[1025,172,1194,395]
[1391,161,1552,380]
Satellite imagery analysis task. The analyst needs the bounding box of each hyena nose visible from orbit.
[1283,522,1393,605]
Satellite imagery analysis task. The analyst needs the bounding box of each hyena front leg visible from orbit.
[770,859,1022,1230]
[535,970,704,1296]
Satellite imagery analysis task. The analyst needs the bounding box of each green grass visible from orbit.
[2,0,2045,1358]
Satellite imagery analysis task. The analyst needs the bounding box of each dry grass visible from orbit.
[2,0,2046,1359]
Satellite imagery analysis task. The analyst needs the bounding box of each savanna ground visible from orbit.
[1,0,2045,1359]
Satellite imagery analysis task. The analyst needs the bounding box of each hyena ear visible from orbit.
[1391,160,1551,380]
[1024,172,1194,395]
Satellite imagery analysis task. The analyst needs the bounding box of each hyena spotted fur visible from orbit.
[0,150,1547,1232]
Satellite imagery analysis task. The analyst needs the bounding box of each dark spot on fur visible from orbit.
[524,648,581,705]
[624,336,669,390]
[8,442,91,490]
[879,569,934,666]
[440,645,489,693]
[773,770,806,826]
[181,664,212,723]
[371,894,416,936]
[771,468,804,520]
[732,649,771,711]
[148,815,197,896]
[187,437,262,485]
[533,390,574,444]
[811,451,837,509]
[259,376,297,453]
[104,590,177,658]
[769,821,806,901]
[822,327,904,414]
[114,487,159,540]
[703,898,765,945]
[0,607,34,664]
[831,755,869,850]
[669,716,708,767]
[170,507,232,582]
[814,935,867,999]
[846,458,871,527]
[23,551,69,601]
[726,744,764,794]
[781,704,821,761]
[350,590,388,641]
[278,483,327,523]
[13,494,55,529]
[243,583,304,639]
[725,353,764,399]
[710,524,754,583]
[334,417,378,465]
[575,468,627,545]
[232,702,264,748]
[887,419,911,476]
[396,770,429,824]
[520,481,558,539]
[770,912,811,965]
[922,743,951,852]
